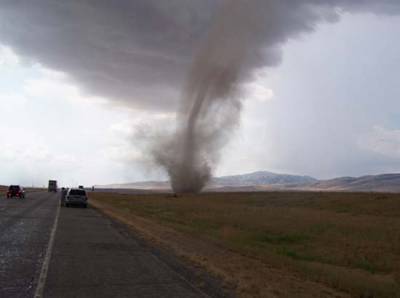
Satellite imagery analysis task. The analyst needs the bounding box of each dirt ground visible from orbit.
[89,191,400,298]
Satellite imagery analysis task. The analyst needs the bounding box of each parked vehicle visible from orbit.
[7,185,25,198]
[48,180,58,192]
[63,188,88,208]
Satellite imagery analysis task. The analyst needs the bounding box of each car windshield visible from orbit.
[9,185,20,191]
[69,189,86,196]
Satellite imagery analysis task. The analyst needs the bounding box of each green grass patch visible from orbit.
[276,247,317,262]
[256,232,310,245]
[355,258,378,274]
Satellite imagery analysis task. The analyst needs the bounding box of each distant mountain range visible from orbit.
[309,174,400,192]
[97,171,400,192]
[210,171,317,187]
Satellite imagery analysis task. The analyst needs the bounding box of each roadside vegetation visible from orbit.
[90,191,400,298]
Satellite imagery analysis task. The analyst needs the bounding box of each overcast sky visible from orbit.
[1,1,400,187]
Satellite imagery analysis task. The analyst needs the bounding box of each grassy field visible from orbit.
[90,191,400,297]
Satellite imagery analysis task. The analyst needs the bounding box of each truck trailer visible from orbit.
[48,180,58,192]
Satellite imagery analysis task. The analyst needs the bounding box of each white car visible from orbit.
[64,188,88,208]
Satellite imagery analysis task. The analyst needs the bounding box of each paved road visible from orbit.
[0,192,58,297]
[0,192,219,298]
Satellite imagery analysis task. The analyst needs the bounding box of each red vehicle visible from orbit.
[7,185,25,199]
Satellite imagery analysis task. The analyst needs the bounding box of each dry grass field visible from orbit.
[90,191,400,298]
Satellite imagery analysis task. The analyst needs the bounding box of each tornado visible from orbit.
[153,1,276,193]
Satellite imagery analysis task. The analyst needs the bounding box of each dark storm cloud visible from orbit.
[0,0,220,110]
[0,0,398,111]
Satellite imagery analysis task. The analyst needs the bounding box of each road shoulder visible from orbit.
[44,202,227,298]
[90,200,235,298]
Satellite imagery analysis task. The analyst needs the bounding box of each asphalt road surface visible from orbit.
[0,191,224,298]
